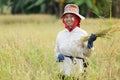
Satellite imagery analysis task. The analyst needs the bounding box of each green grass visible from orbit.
[0,15,120,80]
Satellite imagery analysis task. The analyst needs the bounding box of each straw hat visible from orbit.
[62,4,85,20]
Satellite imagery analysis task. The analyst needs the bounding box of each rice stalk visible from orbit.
[81,26,120,43]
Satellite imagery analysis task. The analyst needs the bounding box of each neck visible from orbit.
[65,25,77,32]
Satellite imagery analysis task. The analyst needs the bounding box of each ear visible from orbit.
[62,18,65,24]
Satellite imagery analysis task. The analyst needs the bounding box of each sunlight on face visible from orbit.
[64,14,74,28]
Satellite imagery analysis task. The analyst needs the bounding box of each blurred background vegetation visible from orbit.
[0,1,120,80]
[0,0,120,18]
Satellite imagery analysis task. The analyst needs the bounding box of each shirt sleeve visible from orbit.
[54,34,60,58]
[80,29,94,57]
[83,41,94,57]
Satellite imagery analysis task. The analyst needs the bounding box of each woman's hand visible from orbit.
[87,34,97,49]
[57,53,64,62]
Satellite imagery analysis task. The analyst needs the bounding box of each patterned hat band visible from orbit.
[64,4,79,13]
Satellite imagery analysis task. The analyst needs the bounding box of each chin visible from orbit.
[67,24,73,27]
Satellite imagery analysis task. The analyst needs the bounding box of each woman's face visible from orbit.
[63,14,74,28]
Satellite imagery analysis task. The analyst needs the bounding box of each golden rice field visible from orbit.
[0,15,120,80]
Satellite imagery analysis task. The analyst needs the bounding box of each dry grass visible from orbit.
[0,15,120,80]
[81,26,120,43]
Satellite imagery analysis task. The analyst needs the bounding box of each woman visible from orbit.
[54,4,97,79]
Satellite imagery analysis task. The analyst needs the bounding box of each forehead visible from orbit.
[64,13,74,17]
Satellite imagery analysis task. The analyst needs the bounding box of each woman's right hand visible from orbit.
[57,53,64,62]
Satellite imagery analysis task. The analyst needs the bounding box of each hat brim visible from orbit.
[61,12,85,20]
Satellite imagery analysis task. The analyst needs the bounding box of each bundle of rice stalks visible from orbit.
[81,26,120,43]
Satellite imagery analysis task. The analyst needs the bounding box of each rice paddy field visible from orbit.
[0,14,120,80]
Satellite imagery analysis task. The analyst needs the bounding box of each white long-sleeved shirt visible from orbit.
[54,27,93,76]
[54,27,92,57]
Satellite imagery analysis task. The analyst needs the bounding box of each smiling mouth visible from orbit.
[67,21,72,23]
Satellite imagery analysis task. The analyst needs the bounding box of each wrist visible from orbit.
[87,41,93,49]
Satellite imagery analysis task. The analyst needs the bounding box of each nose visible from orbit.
[67,17,73,22]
